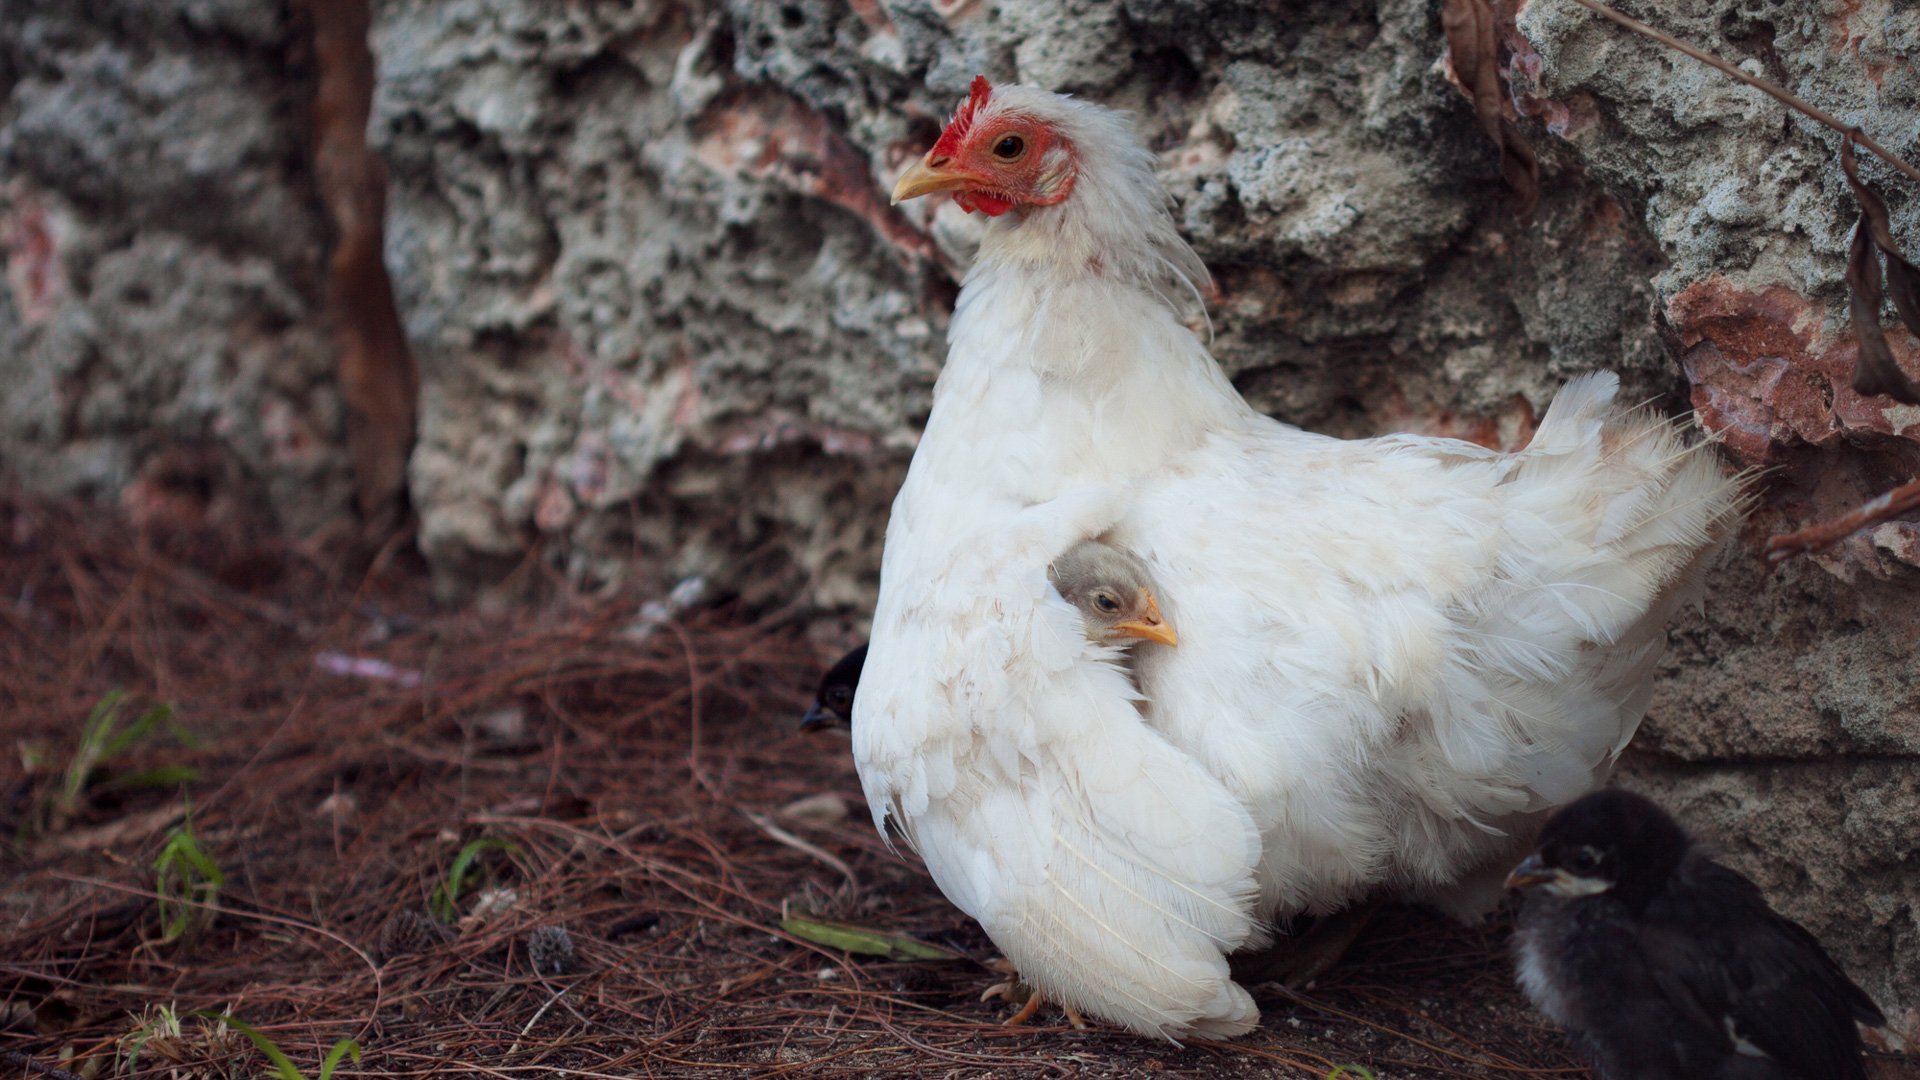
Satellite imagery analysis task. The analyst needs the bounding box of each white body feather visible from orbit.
[854,85,1740,1040]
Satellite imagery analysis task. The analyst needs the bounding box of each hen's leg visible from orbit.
[980,959,1087,1028]
[1231,900,1381,989]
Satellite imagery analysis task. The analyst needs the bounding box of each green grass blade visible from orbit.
[154,819,224,943]
[117,1028,152,1074]
[101,702,173,759]
[99,765,200,791]
[64,691,127,803]
[431,837,520,923]
[318,1038,362,1080]
[780,916,961,961]
[198,1013,306,1080]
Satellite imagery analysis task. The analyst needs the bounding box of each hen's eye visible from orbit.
[1094,593,1120,613]
[992,134,1026,160]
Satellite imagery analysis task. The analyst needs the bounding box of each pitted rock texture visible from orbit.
[3,0,1917,1037]
[1516,2,1920,1036]
[370,0,1684,601]
[0,1,349,535]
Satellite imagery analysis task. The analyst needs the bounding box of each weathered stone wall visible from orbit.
[1512,0,1920,1038]
[0,1,349,535]
[2,0,1915,1037]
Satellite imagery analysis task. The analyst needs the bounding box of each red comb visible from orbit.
[929,75,993,159]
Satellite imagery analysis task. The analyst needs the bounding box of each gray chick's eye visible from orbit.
[828,687,851,706]
[1094,593,1120,613]
[1567,845,1604,873]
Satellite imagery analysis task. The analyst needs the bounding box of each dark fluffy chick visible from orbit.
[799,643,867,732]
[1507,788,1883,1080]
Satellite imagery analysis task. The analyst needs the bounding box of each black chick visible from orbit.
[798,644,866,732]
[1507,788,1883,1080]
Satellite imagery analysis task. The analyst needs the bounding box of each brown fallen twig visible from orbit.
[1763,478,1920,563]
[742,808,859,888]
[0,1050,87,1080]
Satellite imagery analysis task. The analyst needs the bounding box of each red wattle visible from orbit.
[955,191,1013,217]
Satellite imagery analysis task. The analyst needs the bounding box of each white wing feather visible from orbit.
[1122,372,1740,920]
[856,491,1263,1040]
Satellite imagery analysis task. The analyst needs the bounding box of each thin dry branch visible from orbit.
[0,1050,87,1080]
[1442,0,1539,220]
[1764,478,1920,563]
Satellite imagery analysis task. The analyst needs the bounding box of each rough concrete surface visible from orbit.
[2,0,1916,1040]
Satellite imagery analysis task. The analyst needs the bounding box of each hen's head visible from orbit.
[891,76,1081,217]
[889,77,1206,296]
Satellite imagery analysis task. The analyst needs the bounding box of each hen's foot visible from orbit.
[980,959,1087,1028]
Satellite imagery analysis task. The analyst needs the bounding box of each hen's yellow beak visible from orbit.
[1112,592,1179,648]
[891,156,973,205]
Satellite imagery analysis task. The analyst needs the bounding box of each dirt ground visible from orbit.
[0,488,1907,1080]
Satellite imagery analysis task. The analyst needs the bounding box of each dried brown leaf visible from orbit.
[1840,136,1920,404]
[1843,137,1920,336]
[1442,0,1538,222]
[1442,0,1500,145]
[1845,211,1904,402]
[1885,253,1920,341]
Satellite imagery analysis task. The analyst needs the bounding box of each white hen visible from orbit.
[855,77,1741,1041]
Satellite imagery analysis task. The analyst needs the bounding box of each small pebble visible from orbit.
[471,704,527,743]
[314,792,357,819]
[776,792,848,825]
[466,885,519,923]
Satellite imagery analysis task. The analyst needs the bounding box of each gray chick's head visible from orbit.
[1047,538,1177,648]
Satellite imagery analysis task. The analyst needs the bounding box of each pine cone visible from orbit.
[526,924,575,976]
[376,909,452,961]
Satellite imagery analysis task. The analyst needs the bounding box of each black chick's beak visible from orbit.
[1505,852,1553,891]
[798,703,835,733]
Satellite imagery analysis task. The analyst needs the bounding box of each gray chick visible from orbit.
[799,538,1175,736]
[1047,537,1177,648]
